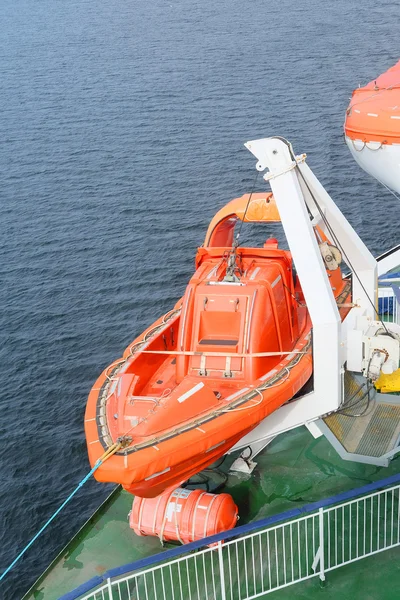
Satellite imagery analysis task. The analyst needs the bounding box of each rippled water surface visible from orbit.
[1,0,399,596]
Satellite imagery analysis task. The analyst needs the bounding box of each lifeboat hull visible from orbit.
[86,327,312,497]
[345,60,400,193]
[85,193,350,498]
[345,138,400,194]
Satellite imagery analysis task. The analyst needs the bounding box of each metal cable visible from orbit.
[337,382,376,418]
[234,171,259,246]
[292,159,391,336]
[375,176,400,203]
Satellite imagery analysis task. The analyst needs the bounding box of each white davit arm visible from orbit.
[246,136,377,314]
[229,137,398,449]
[246,136,342,414]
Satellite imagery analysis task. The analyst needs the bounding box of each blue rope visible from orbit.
[0,459,102,582]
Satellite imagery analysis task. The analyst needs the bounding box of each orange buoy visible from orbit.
[129,487,238,544]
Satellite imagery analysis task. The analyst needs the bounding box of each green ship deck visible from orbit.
[23,424,400,600]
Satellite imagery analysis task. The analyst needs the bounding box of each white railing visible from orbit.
[74,481,400,600]
[378,286,400,324]
[323,485,400,573]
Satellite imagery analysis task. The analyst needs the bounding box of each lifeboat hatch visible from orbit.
[190,293,246,378]
[176,273,294,381]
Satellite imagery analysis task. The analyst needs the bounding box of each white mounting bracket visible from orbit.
[229,436,277,473]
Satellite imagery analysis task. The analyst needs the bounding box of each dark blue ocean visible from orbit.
[1,0,399,597]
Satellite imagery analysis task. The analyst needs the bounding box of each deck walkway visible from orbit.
[268,546,400,600]
[23,425,400,599]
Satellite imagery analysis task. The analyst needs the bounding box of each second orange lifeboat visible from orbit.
[85,192,351,498]
[345,60,400,193]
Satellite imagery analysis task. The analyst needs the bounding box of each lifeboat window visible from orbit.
[199,338,238,346]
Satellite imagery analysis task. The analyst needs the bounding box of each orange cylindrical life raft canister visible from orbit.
[129,487,239,544]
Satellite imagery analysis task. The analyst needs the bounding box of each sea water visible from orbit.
[1,0,399,596]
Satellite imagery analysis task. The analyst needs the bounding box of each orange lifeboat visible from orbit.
[344,60,400,193]
[85,192,351,498]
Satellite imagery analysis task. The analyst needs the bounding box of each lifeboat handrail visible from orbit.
[94,335,311,458]
[348,79,400,113]
[133,348,307,357]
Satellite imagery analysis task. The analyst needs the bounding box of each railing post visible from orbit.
[319,507,326,585]
[107,577,113,600]
[217,540,227,600]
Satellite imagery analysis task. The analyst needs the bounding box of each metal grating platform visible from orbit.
[324,401,400,461]
[325,410,354,444]
[322,371,400,462]
[355,404,400,457]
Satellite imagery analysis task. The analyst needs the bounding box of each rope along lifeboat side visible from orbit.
[345,59,400,194]
[85,192,351,498]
